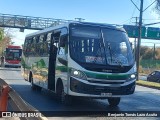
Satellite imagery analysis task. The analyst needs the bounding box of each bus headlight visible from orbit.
[70,69,87,80]
[126,73,136,82]
[73,70,79,75]
[130,74,136,79]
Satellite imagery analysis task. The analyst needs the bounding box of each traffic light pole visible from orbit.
[136,0,143,80]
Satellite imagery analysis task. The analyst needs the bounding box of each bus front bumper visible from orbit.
[69,77,136,98]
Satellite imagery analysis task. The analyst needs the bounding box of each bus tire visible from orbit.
[56,82,72,105]
[108,97,120,107]
[30,74,42,91]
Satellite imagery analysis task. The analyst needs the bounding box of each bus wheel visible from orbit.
[30,76,36,90]
[56,83,72,105]
[30,75,41,91]
[108,97,120,107]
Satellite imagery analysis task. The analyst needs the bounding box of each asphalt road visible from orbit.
[0,67,160,120]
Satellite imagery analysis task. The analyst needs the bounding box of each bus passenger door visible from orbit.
[48,33,59,90]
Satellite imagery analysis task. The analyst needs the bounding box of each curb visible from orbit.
[136,82,160,90]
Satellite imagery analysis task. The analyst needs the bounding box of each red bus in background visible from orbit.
[4,45,22,68]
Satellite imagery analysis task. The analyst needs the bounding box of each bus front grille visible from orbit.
[87,78,126,84]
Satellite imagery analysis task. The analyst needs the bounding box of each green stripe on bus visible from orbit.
[56,66,68,72]
[84,71,129,80]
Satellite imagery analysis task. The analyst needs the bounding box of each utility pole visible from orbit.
[132,17,138,60]
[153,43,155,60]
[136,0,143,80]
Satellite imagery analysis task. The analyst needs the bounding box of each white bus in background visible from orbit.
[22,22,137,106]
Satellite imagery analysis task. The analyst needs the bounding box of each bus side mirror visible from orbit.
[60,35,68,47]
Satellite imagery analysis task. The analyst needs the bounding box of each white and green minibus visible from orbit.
[22,22,137,106]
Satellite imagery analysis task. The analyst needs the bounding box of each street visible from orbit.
[0,67,159,120]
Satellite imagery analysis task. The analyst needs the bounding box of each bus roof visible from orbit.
[25,22,125,38]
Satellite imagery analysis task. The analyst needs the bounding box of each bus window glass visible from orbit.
[39,35,44,43]
[47,33,52,42]
[6,49,22,60]
[70,26,104,64]
[102,28,134,66]
[71,27,100,38]
[70,26,134,66]
[26,38,32,54]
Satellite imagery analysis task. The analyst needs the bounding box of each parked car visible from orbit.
[147,71,160,83]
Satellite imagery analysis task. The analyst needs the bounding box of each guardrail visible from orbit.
[0,78,47,120]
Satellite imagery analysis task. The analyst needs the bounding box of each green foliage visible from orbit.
[0,28,4,41]
[140,46,149,57]
[38,59,46,68]
[140,59,160,68]
[56,66,67,72]
[140,46,160,60]
[142,50,153,59]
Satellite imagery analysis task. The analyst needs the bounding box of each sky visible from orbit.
[0,0,160,46]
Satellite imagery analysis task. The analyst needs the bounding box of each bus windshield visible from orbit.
[69,25,134,67]
[5,49,22,60]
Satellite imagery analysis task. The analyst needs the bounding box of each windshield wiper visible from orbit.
[107,43,113,64]
[93,48,103,64]
[117,60,123,67]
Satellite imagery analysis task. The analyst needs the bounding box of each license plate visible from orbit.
[101,93,112,97]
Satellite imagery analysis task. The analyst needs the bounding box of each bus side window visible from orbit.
[43,34,47,56]
[35,36,39,56]
[44,32,52,55]
[26,38,33,55]
[52,31,60,54]
[59,34,68,55]
[37,35,44,56]
[23,39,28,56]
[30,37,35,56]
[32,37,37,56]
[40,35,44,56]
[58,35,68,66]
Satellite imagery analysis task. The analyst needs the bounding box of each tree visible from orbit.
[140,46,149,57]
[0,28,4,41]
[0,28,13,55]
[155,48,160,59]
[140,46,155,60]
[142,49,153,59]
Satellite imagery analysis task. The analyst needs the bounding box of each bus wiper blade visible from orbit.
[117,60,123,67]
[93,49,102,64]
[108,43,113,63]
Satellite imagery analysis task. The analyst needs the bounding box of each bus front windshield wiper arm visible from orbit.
[108,43,113,64]
[93,48,102,64]
[117,60,123,67]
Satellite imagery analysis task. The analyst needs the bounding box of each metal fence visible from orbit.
[0,13,74,30]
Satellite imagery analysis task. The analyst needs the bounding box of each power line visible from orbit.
[142,18,160,20]
[143,22,160,26]
[119,18,133,25]
[130,0,140,11]
[119,0,139,25]
[143,0,156,12]
[130,3,138,21]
